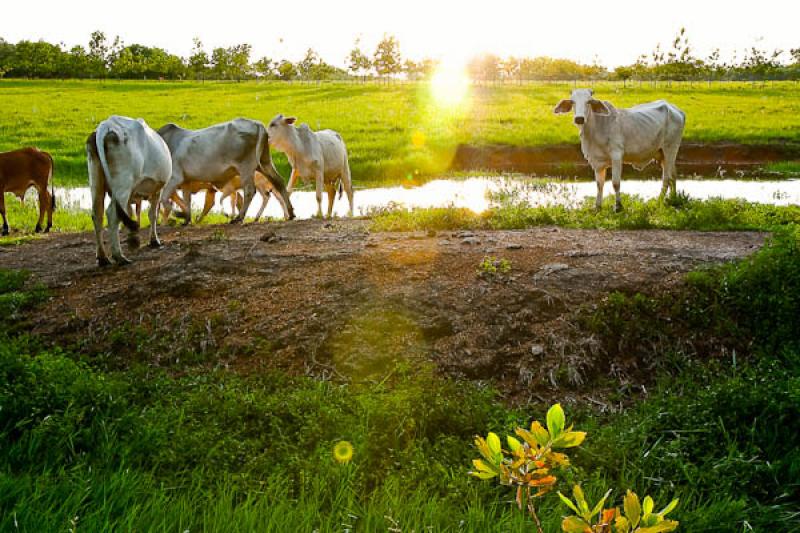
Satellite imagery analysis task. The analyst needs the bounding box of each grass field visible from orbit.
[2,227,799,531]
[2,79,800,188]
[3,79,800,531]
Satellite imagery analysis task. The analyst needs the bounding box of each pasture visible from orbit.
[2,79,800,188]
[1,79,800,531]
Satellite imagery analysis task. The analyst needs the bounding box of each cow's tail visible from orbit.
[256,123,295,219]
[338,149,349,200]
[95,122,139,232]
[45,151,56,211]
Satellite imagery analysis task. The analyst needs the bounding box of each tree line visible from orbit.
[0,29,798,82]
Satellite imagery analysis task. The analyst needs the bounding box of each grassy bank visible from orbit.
[1,225,799,530]
[3,186,800,248]
[2,80,800,188]
[371,193,800,232]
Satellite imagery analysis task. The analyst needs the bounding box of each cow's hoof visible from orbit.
[229,218,243,225]
[2,228,9,236]
[35,225,42,233]
[148,239,162,249]
[44,226,51,234]
[614,204,624,213]
[97,256,112,267]
[113,255,132,266]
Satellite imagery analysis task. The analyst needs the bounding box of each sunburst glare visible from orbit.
[429,60,471,110]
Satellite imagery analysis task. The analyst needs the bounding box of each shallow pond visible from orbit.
[53,177,800,220]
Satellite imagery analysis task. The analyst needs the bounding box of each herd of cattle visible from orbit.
[0,89,685,266]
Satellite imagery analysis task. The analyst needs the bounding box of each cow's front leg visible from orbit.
[611,156,624,212]
[106,201,131,265]
[593,167,607,212]
[287,168,298,194]
[147,192,163,248]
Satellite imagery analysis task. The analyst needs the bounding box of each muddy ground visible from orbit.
[0,220,765,403]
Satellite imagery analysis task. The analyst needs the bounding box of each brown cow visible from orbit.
[134,171,278,224]
[0,147,55,235]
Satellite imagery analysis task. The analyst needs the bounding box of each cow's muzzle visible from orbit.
[574,116,585,125]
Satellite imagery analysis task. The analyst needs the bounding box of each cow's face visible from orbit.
[554,89,610,126]
[267,114,297,150]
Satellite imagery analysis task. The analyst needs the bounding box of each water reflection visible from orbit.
[53,177,800,220]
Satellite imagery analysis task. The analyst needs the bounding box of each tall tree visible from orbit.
[188,38,209,80]
[276,60,297,81]
[373,34,401,80]
[228,43,252,81]
[253,56,275,78]
[347,38,371,80]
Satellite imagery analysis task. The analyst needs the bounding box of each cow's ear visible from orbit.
[284,116,297,125]
[554,99,574,114]
[588,99,610,115]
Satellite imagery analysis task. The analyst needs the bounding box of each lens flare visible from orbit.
[429,61,470,109]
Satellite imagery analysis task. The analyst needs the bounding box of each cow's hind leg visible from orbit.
[126,203,141,248]
[341,155,354,217]
[161,171,184,217]
[611,156,624,212]
[180,187,193,225]
[314,169,324,219]
[34,186,51,233]
[593,167,607,212]
[254,190,269,221]
[325,182,336,218]
[0,192,8,236]
[196,190,215,224]
[147,191,164,248]
[106,200,131,265]
[232,166,257,224]
[661,145,680,200]
[89,162,110,266]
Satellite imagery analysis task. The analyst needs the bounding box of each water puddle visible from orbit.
[52,177,800,219]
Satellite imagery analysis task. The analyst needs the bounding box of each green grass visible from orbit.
[3,191,799,248]
[2,79,800,188]
[371,193,800,232]
[1,227,799,531]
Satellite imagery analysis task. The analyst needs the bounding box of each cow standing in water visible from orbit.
[0,147,55,235]
[87,115,172,266]
[554,89,686,212]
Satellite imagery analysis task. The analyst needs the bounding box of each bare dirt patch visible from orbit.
[1,220,765,401]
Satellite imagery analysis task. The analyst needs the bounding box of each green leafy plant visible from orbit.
[559,486,679,533]
[477,256,512,277]
[470,404,585,532]
[207,228,228,242]
[470,404,681,533]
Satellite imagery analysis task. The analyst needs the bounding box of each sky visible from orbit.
[2,0,798,68]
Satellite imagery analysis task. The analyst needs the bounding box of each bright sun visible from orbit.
[429,60,470,109]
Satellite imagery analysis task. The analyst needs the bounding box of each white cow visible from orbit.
[87,115,172,266]
[158,118,294,223]
[267,114,354,218]
[554,89,686,212]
